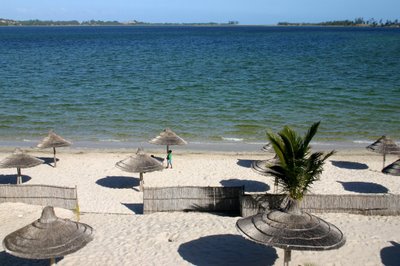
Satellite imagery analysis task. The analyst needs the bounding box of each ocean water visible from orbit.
[0,26,399,148]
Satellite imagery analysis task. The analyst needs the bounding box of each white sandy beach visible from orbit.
[0,148,399,265]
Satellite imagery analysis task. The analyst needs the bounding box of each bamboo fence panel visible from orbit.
[143,186,244,214]
[240,193,400,217]
[0,184,78,210]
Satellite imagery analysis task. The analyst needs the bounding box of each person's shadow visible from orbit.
[0,175,31,184]
[178,234,277,266]
[381,241,400,266]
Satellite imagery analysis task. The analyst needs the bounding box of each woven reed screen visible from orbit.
[143,186,244,214]
[240,193,400,217]
[0,184,78,210]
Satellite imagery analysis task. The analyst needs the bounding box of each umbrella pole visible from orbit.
[50,257,56,265]
[383,153,386,168]
[17,167,21,185]
[283,248,291,266]
[140,172,144,191]
[53,147,57,168]
[274,177,278,193]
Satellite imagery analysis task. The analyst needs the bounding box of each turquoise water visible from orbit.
[0,26,399,146]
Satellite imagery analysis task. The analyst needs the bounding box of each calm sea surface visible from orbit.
[0,26,399,147]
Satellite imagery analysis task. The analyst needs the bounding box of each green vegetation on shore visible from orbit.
[278,17,400,27]
[0,18,239,26]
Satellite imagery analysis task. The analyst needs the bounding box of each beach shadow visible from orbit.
[220,179,269,193]
[178,234,277,266]
[37,157,59,167]
[0,174,32,184]
[96,176,139,189]
[121,203,143,214]
[236,159,254,168]
[337,181,388,193]
[0,251,63,265]
[381,241,400,266]
[331,160,369,170]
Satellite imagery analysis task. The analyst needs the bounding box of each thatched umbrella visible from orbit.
[366,136,400,168]
[261,143,272,152]
[2,206,93,265]
[37,131,72,167]
[115,148,164,191]
[0,148,43,184]
[251,156,280,193]
[236,198,346,266]
[149,128,187,153]
[382,159,400,176]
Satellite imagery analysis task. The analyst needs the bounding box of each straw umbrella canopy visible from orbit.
[37,131,72,167]
[251,156,280,192]
[236,199,346,266]
[382,159,400,176]
[149,128,187,153]
[115,148,164,191]
[3,206,93,264]
[0,148,43,184]
[261,143,272,152]
[366,136,400,168]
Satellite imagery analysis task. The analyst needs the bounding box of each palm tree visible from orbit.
[266,121,335,213]
[236,122,345,266]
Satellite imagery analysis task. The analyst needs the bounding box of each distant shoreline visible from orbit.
[1,18,399,28]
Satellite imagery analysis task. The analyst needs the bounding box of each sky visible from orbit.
[1,0,400,25]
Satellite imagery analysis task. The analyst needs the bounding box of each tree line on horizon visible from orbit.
[278,17,400,27]
[0,18,238,26]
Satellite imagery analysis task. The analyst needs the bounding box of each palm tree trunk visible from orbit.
[283,198,302,215]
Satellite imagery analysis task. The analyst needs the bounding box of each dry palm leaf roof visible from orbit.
[149,128,187,146]
[0,148,43,169]
[236,208,345,251]
[37,131,72,149]
[366,136,400,155]
[116,148,164,173]
[3,206,93,259]
[382,159,400,176]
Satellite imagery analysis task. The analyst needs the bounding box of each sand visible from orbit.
[0,147,399,265]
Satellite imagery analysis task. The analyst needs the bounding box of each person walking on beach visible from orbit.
[166,150,172,169]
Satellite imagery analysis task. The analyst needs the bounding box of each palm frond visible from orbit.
[266,122,334,200]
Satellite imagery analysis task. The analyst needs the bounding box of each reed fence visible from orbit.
[241,193,400,217]
[143,186,244,214]
[0,184,78,211]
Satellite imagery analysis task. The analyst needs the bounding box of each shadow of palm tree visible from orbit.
[236,159,254,168]
[121,203,143,214]
[37,157,59,167]
[337,181,388,193]
[0,251,63,266]
[220,179,269,193]
[381,241,400,266]
[331,160,368,170]
[178,234,277,266]
[96,176,139,189]
[0,175,32,184]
